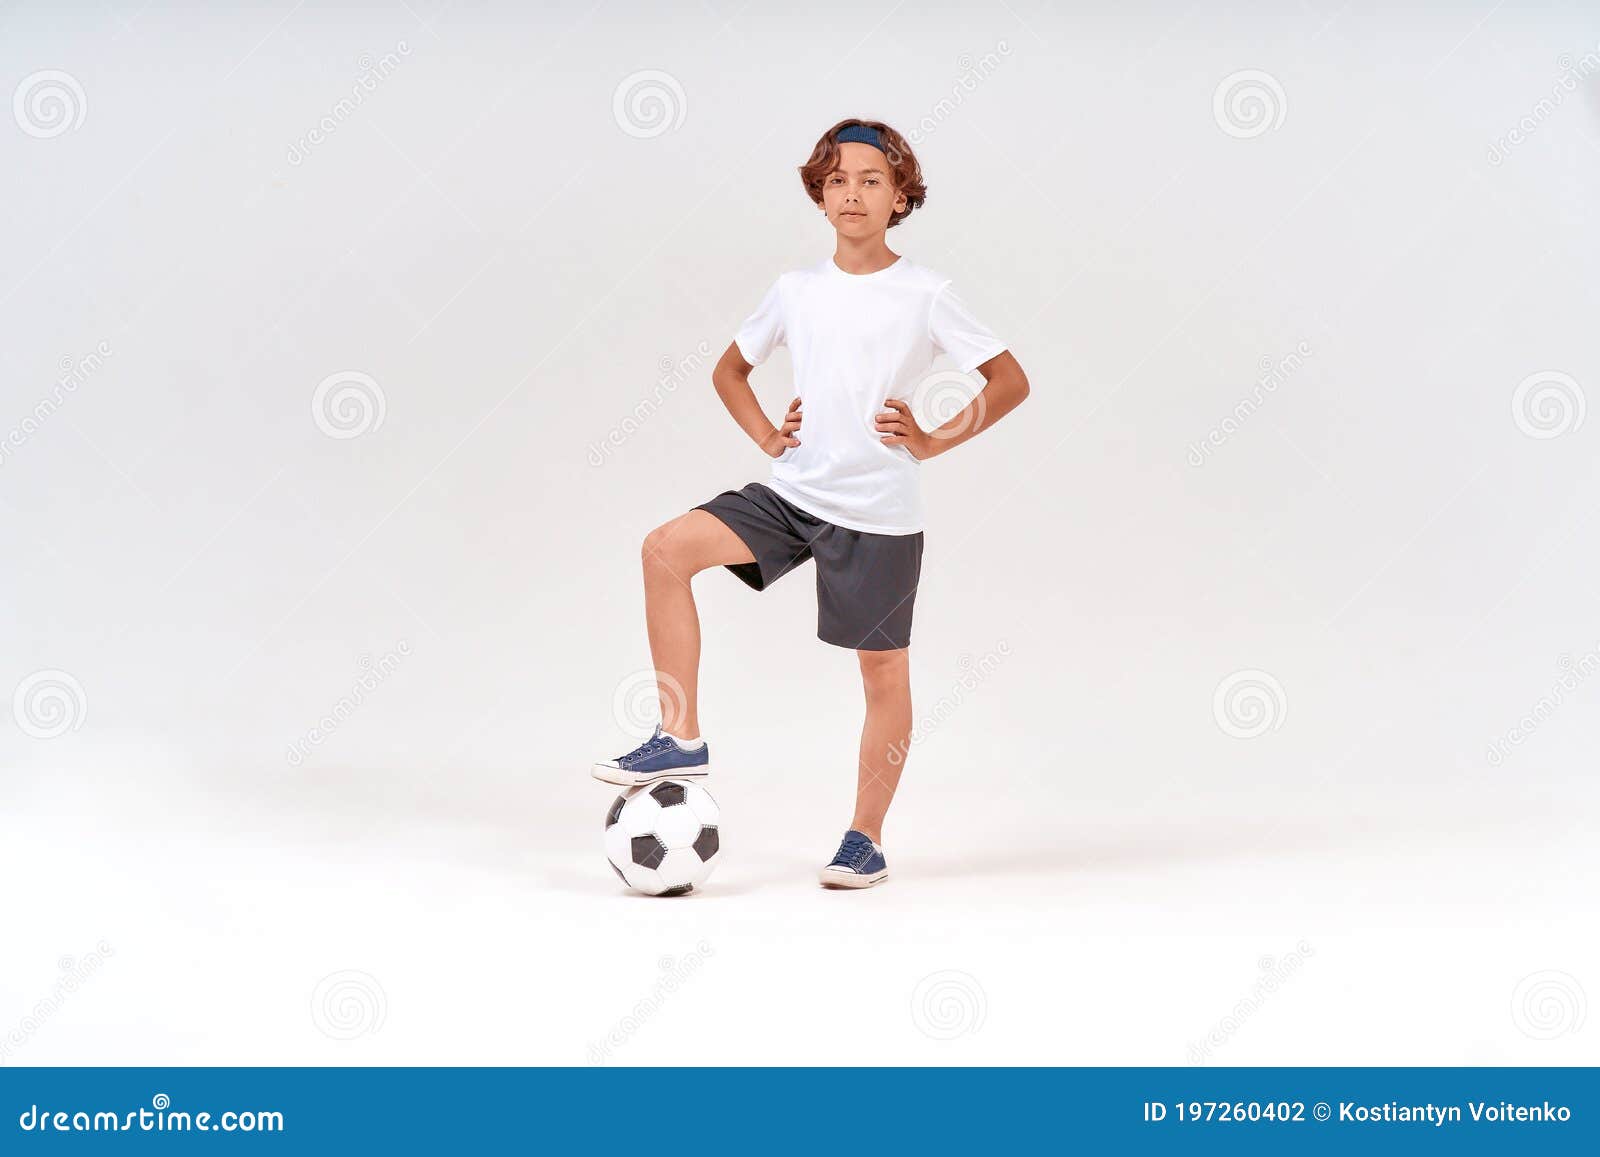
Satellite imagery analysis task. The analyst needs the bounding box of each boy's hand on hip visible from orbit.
[876,398,934,460]
[761,397,803,458]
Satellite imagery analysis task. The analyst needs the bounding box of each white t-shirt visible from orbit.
[733,255,1007,535]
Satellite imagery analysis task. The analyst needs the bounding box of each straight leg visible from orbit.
[851,647,913,843]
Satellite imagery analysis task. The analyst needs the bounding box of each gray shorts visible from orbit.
[694,482,924,651]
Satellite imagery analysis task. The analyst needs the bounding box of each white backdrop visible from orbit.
[1,0,1596,1066]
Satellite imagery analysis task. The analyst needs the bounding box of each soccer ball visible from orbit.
[604,780,721,896]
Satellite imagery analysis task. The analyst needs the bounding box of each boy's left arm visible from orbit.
[875,351,1030,460]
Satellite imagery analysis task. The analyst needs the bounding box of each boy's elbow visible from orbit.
[710,359,747,395]
[988,352,1027,402]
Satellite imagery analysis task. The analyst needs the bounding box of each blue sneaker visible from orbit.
[591,723,710,786]
[818,829,888,888]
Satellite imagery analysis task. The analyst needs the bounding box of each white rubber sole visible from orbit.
[818,866,889,889]
[590,762,710,787]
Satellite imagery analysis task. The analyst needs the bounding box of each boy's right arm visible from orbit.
[712,343,802,459]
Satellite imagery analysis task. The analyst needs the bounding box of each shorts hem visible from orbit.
[817,629,911,652]
[692,501,771,591]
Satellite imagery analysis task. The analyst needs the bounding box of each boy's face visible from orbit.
[822,141,907,235]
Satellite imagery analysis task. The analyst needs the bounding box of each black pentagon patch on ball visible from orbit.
[630,834,667,869]
[605,795,625,829]
[693,825,719,861]
[659,884,694,897]
[610,861,627,883]
[649,781,686,808]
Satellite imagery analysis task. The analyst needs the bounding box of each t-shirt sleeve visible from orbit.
[928,280,1008,375]
[733,276,786,367]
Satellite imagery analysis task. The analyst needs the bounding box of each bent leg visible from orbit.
[851,647,913,843]
[640,509,755,738]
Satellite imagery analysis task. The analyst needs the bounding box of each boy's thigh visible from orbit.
[692,483,816,592]
[646,509,757,570]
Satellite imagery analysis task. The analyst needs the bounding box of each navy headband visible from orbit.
[836,124,886,152]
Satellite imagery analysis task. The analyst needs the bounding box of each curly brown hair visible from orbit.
[797,118,926,229]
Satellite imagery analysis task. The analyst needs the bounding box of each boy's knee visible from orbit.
[858,647,909,680]
[641,520,688,574]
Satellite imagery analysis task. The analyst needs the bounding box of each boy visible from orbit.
[592,119,1030,888]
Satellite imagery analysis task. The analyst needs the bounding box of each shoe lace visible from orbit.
[617,729,672,767]
[832,831,873,870]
